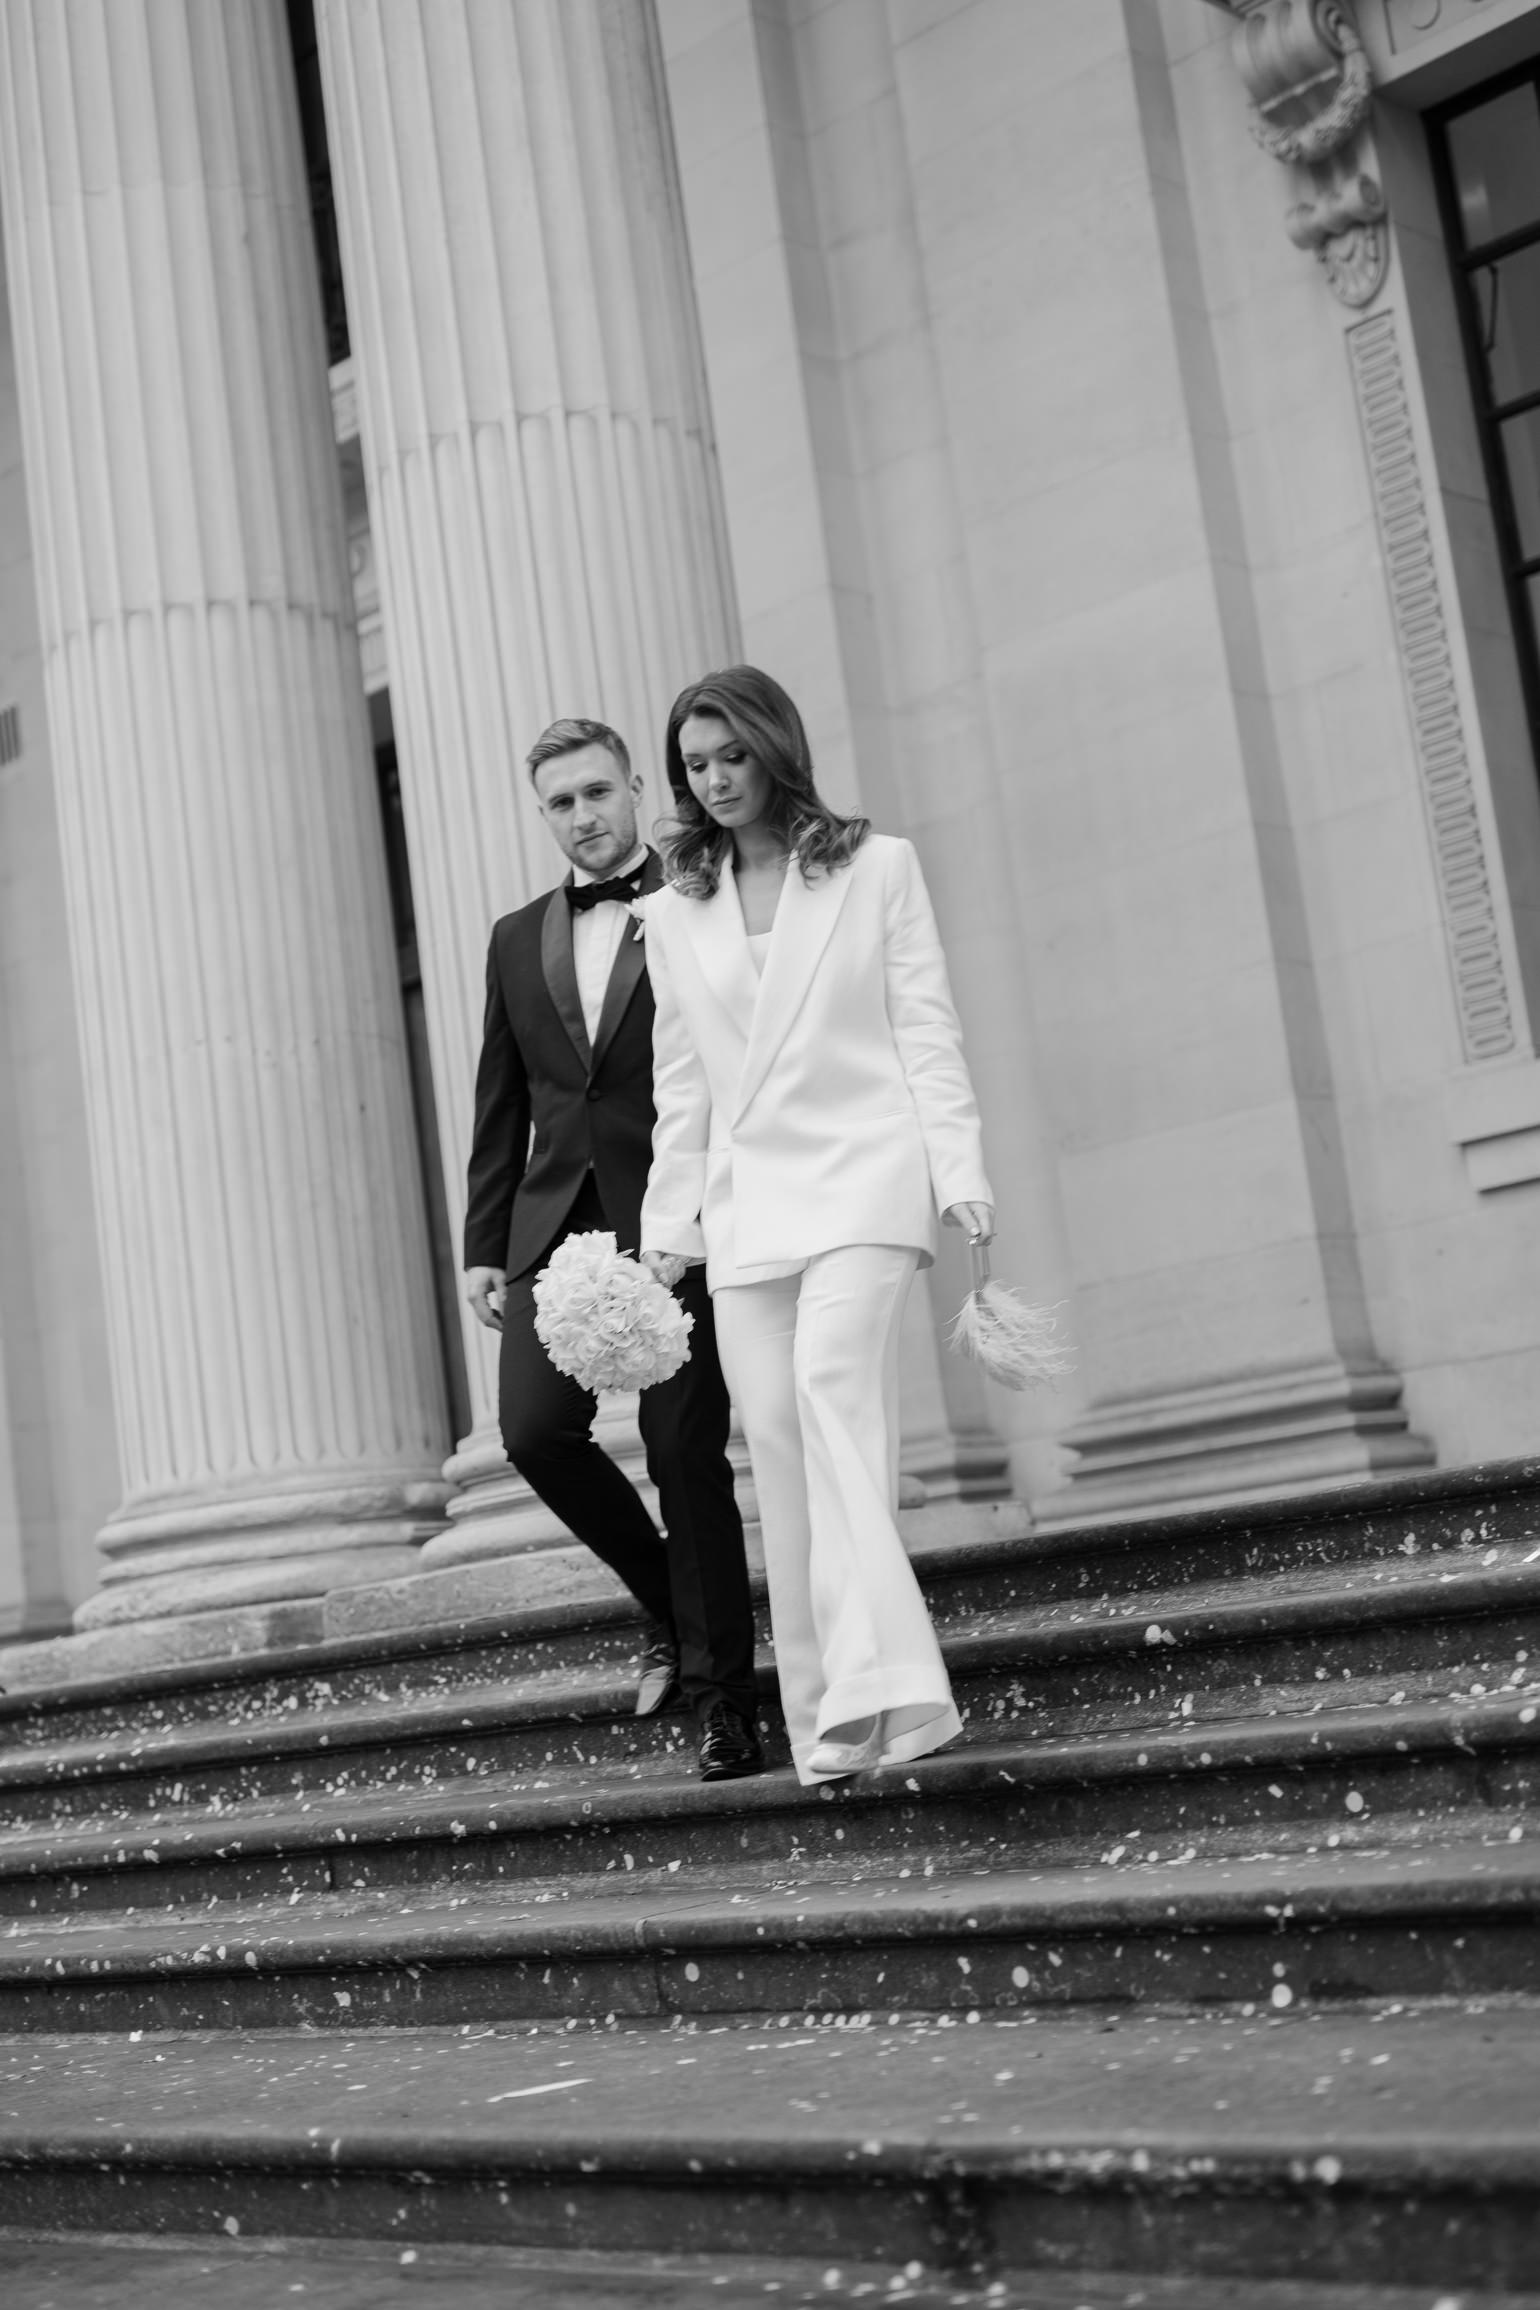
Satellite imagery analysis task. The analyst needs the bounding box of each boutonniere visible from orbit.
[627,895,648,943]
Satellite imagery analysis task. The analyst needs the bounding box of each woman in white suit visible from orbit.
[639,667,994,1784]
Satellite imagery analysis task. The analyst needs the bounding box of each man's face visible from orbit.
[533,743,643,876]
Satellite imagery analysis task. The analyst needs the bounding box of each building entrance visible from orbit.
[372,702,473,1449]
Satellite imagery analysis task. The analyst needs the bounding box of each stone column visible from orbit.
[0,0,451,1632]
[314,0,740,1564]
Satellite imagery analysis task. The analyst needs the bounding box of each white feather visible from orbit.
[948,1281,1073,1390]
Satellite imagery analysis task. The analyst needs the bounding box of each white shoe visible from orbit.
[807,1717,883,1780]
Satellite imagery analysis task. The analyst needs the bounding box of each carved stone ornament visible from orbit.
[1207,0,1389,308]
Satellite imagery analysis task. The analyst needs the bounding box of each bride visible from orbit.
[639,665,995,1784]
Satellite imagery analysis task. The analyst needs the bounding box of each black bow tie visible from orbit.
[567,867,645,912]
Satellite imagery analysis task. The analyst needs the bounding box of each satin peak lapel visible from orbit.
[735,861,854,1123]
[540,885,591,1071]
[590,852,663,1072]
[684,869,760,1048]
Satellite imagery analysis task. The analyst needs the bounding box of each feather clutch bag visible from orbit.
[948,1233,1072,1390]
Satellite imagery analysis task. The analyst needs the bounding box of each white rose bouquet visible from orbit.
[533,1230,694,1393]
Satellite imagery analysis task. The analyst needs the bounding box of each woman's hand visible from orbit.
[943,1201,994,1244]
[642,1249,689,1290]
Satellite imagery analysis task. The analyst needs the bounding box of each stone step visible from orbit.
[1,1691,1535,1920]
[0,1589,656,1751]
[11,2232,1533,2310]
[8,1464,1538,2296]
[6,1458,1536,1755]
[0,1838,1535,2032]
[1,2006,1535,2291]
[3,1541,1535,1830]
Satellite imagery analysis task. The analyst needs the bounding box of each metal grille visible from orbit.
[1430,63,1540,785]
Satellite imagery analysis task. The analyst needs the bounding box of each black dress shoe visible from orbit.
[635,1620,680,1718]
[697,1700,764,1781]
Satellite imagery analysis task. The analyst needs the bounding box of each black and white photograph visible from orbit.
[0,1,1536,2304]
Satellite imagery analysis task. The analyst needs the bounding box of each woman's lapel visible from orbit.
[678,867,760,1048]
[735,861,854,1123]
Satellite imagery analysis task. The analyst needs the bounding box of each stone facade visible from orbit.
[2,0,1540,1651]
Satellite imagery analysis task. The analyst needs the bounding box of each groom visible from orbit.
[463,717,762,1781]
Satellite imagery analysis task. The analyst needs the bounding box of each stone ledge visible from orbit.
[8,1456,1540,1712]
[2,1838,1536,2035]
[2,2010,1538,2290]
[0,1598,326,1695]
[1357,0,1540,101]
[3,1692,1534,1892]
[1045,1360,1435,1527]
[321,1544,634,1644]
[8,1531,1535,1807]
[1448,1055,1540,1191]
[4,1840,1535,1984]
[321,1500,1026,1643]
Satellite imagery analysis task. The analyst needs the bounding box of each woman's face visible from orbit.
[678,713,774,833]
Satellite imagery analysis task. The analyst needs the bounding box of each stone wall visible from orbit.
[1167,0,1540,1463]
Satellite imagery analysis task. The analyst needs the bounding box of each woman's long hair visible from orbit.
[659,666,869,899]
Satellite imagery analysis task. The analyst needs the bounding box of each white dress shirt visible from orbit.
[570,842,648,1046]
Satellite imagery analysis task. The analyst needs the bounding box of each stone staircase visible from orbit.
[1,1461,1538,2301]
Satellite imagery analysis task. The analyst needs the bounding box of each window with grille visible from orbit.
[1432,61,1540,770]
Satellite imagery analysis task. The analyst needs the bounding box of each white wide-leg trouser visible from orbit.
[712,1245,962,1784]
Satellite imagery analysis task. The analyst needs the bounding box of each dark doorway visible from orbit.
[373,702,474,1448]
[282,0,472,1448]
[285,0,350,366]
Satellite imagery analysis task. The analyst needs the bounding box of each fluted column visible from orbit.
[0,0,451,1628]
[315,0,739,1556]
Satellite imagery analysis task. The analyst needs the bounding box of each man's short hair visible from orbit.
[527,717,631,785]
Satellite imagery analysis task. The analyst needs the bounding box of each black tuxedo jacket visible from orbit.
[464,851,665,1279]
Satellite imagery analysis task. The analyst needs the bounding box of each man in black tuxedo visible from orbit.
[463,717,762,1780]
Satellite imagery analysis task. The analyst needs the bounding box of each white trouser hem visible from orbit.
[791,1700,962,1786]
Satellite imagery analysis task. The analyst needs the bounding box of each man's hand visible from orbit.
[642,1250,688,1291]
[943,1201,995,1243]
[464,1265,508,1330]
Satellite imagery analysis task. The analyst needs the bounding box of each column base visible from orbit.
[322,1542,638,1643]
[426,1406,762,1567]
[333,1397,725,1640]
[420,1423,605,1568]
[323,1493,1028,1645]
[0,1595,74,1642]
[4,1597,329,1688]
[1038,1359,1436,1528]
[77,1473,451,1628]
[901,1424,1013,1504]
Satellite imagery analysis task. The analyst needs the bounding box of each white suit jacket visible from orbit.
[639,833,993,1288]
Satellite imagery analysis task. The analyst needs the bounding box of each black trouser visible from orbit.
[498,1183,757,1723]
